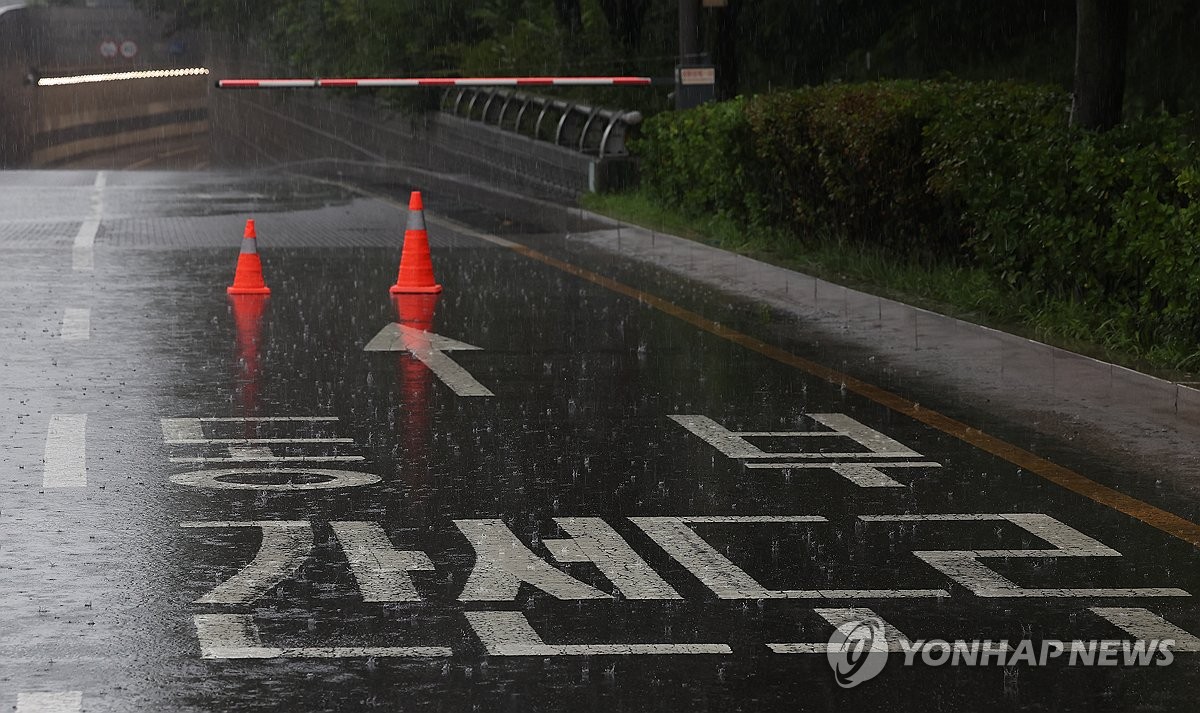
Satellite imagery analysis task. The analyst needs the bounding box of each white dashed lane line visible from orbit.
[71,171,105,272]
[42,413,87,488]
[59,308,90,342]
[16,692,83,713]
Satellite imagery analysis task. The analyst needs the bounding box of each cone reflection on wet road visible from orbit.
[393,293,437,495]
[229,294,267,429]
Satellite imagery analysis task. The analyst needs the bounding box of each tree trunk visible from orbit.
[1071,0,1130,130]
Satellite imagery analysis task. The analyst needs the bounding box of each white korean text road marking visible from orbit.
[180,521,312,604]
[465,611,731,656]
[672,414,938,487]
[194,614,451,659]
[631,516,949,599]
[1090,608,1200,651]
[331,521,435,602]
[454,519,608,601]
[861,514,1191,598]
[548,517,683,600]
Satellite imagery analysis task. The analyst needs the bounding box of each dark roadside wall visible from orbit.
[0,4,34,166]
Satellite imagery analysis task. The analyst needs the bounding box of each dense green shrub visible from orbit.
[633,97,762,223]
[633,80,1200,355]
[924,86,1200,348]
[747,82,947,253]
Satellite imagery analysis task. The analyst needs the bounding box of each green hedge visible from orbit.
[632,80,1200,353]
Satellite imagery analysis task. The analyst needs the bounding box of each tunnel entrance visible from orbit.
[0,3,210,170]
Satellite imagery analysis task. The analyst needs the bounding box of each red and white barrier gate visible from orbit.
[217,76,654,89]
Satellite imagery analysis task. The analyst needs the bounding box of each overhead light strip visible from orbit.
[38,67,211,87]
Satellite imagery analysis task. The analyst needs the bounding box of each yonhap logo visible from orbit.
[827,617,890,688]
[823,617,1174,688]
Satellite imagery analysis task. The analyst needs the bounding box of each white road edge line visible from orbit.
[43,414,87,488]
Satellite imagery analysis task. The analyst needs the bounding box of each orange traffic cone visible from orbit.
[227,219,271,295]
[390,191,442,294]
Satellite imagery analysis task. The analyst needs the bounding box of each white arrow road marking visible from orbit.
[364,323,494,397]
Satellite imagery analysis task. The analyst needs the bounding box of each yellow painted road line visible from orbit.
[318,175,1200,549]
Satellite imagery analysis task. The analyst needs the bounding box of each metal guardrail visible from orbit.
[440,87,642,158]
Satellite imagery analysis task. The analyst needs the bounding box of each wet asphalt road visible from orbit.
[2,170,1199,712]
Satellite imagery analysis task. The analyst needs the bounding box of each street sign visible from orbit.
[119,40,138,59]
[99,40,117,59]
[679,67,715,86]
[675,64,716,109]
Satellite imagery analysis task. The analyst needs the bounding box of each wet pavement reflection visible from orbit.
[1,171,1198,712]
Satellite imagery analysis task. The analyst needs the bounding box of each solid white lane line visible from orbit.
[16,692,83,713]
[43,414,87,488]
[60,308,90,342]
